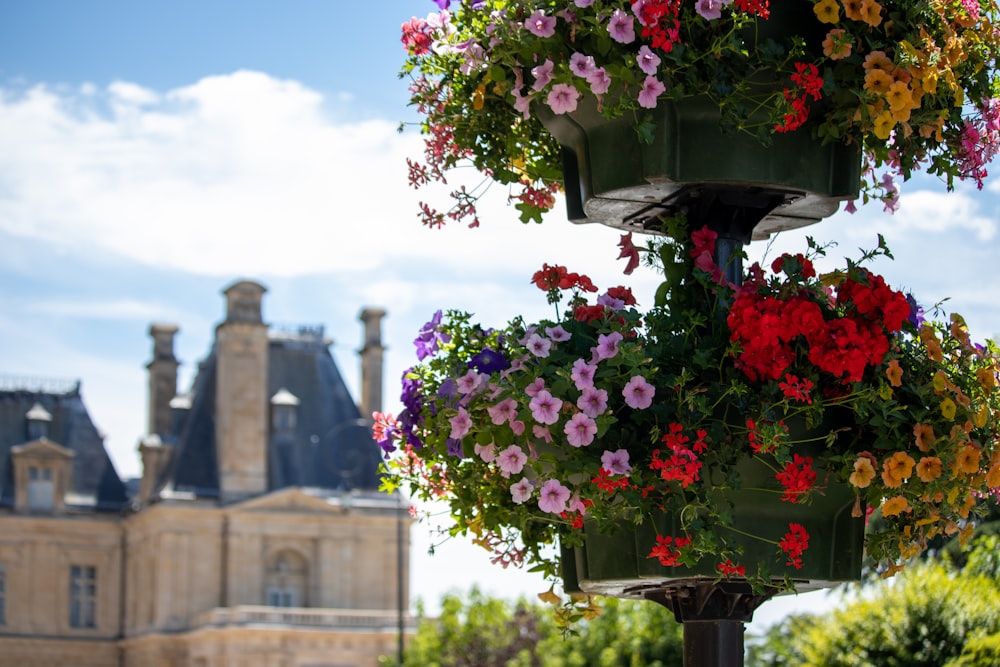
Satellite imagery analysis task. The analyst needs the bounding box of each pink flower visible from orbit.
[533,424,553,443]
[449,408,472,439]
[601,449,632,475]
[593,332,623,361]
[456,370,485,395]
[571,358,597,389]
[574,0,595,6]
[567,493,588,515]
[636,45,661,76]
[529,389,563,424]
[545,324,571,342]
[695,0,731,20]
[525,9,557,38]
[607,8,635,43]
[487,398,518,425]
[623,375,655,409]
[577,385,609,418]
[511,419,526,435]
[525,377,546,397]
[564,412,597,447]
[570,52,597,78]
[587,68,611,95]
[639,75,666,108]
[496,445,528,478]
[538,479,571,514]
[511,477,534,504]
[525,332,552,357]
[475,442,496,462]
[531,59,555,91]
[547,83,580,114]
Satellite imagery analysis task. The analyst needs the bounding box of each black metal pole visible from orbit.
[683,620,746,667]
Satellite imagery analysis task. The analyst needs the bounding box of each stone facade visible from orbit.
[0,283,409,667]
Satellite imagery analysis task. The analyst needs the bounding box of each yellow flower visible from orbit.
[882,495,910,517]
[987,462,1000,488]
[882,451,916,488]
[916,456,942,483]
[954,444,982,475]
[873,110,896,139]
[933,370,948,392]
[814,0,840,23]
[976,366,996,392]
[914,423,936,452]
[841,0,863,21]
[940,397,957,421]
[859,0,882,26]
[865,69,894,95]
[850,455,876,488]
[538,585,562,606]
[885,359,903,387]
[863,50,893,74]
[822,28,852,60]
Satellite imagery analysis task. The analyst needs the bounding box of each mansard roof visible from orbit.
[0,379,128,510]
[158,327,381,500]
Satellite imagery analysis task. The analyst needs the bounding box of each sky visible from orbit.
[3,0,1000,634]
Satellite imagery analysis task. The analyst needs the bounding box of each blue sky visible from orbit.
[3,0,1000,628]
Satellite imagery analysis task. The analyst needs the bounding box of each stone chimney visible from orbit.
[215,280,269,502]
[137,434,171,504]
[358,307,386,418]
[146,323,180,437]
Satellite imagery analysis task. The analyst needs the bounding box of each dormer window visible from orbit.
[28,466,54,511]
[25,402,52,441]
[11,439,74,514]
[270,388,300,435]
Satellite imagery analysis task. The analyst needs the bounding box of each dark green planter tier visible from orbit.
[535,95,862,240]
[563,453,864,600]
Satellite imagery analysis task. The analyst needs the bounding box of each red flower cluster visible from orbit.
[778,373,814,403]
[650,424,708,488]
[728,255,910,383]
[531,264,598,292]
[776,62,823,133]
[636,0,683,52]
[746,418,788,454]
[649,534,691,567]
[591,468,631,493]
[401,17,433,56]
[690,225,724,282]
[775,454,817,502]
[733,0,770,18]
[778,523,810,569]
[717,559,747,576]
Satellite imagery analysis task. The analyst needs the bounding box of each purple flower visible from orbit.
[564,412,597,447]
[639,76,666,108]
[531,59,555,91]
[446,438,464,457]
[597,292,625,311]
[906,294,926,327]
[637,45,661,75]
[623,375,655,409]
[547,83,580,115]
[601,449,632,475]
[593,332,623,361]
[525,9,557,37]
[538,479,571,514]
[469,347,509,374]
[607,8,635,43]
[525,332,553,357]
[449,407,472,439]
[571,358,597,389]
[414,310,451,360]
[497,445,528,478]
[511,477,534,504]
[587,68,611,95]
[529,389,563,425]
[433,0,450,9]
[577,386,608,418]
[570,52,597,78]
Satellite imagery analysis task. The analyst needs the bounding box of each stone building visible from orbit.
[0,280,410,667]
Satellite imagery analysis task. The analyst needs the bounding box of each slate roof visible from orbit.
[0,380,129,511]
[159,327,381,499]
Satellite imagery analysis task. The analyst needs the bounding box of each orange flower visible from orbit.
[916,456,942,483]
[953,444,982,475]
[859,0,883,26]
[882,451,915,488]
[841,0,863,21]
[882,495,910,517]
[865,69,894,95]
[863,50,893,73]
[885,359,903,387]
[849,455,877,488]
[914,423,936,452]
[987,463,1000,488]
[822,28,852,60]
[814,0,840,22]
[976,366,996,392]
[926,339,944,362]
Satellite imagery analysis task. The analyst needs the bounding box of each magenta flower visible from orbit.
[593,332,623,361]
[531,59,555,91]
[637,45,661,76]
[538,479,571,514]
[496,444,528,478]
[607,8,635,43]
[525,332,553,357]
[547,83,580,115]
[525,9,557,38]
[564,412,597,447]
[571,358,597,389]
[639,76,666,109]
[577,386,609,418]
[570,52,597,78]
[545,324,571,342]
[623,375,656,409]
[487,398,518,425]
[511,477,534,504]
[475,442,496,462]
[601,449,632,475]
[529,389,563,424]
[587,68,611,95]
[449,407,472,439]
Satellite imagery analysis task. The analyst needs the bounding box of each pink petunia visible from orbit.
[564,412,597,447]
[496,445,528,478]
[529,389,563,424]
[577,386,609,418]
[525,9,557,38]
[525,377,546,397]
[695,0,731,20]
[571,358,597,390]
[456,370,485,395]
[593,332,623,361]
[587,67,611,95]
[511,477,535,504]
[623,375,656,409]
[570,52,597,78]
[524,332,552,358]
[538,479,572,514]
[601,449,632,475]
[487,398,518,425]
[475,442,496,463]
[545,324,571,342]
[533,424,552,443]
[449,408,472,439]
[547,83,580,115]
[636,45,661,76]
[638,75,666,109]
[531,59,555,91]
[607,8,635,43]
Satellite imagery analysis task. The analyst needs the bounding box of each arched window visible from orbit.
[264,549,308,608]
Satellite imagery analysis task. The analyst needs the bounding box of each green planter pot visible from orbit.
[532,3,861,239]
[562,423,865,600]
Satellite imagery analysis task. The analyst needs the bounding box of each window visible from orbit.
[264,550,307,608]
[69,565,96,629]
[0,564,6,626]
[28,466,53,511]
[266,587,297,607]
